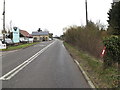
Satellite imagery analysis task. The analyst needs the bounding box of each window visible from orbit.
[34,37,37,40]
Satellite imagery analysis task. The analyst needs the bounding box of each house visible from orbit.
[20,30,33,43]
[32,31,49,41]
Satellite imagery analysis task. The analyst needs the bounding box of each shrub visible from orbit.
[64,21,104,58]
[103,35,120,67]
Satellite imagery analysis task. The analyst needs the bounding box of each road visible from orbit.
[1,39,90,88]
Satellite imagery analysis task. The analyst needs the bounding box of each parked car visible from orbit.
[49,38,52,41]
[20,37,29,43]
[4,38,14,46]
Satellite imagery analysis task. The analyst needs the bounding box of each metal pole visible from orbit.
[85,0,88,26]
[3,0,5,43]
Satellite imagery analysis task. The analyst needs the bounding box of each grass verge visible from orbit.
[64,42,118,88]
[0,42,40,51]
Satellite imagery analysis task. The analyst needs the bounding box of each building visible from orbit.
[32,31,49,41]
[20,30,33,43]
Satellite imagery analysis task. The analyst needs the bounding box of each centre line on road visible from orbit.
[0,41,55,81]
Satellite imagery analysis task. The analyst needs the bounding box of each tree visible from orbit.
[2,29,7,34]
[96,20,106,31]
[107,2,120,35]
[49,33,53,39]
[38,28,42,32]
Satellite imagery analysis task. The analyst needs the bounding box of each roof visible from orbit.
[32,31,49,36]
[20,30,32,37]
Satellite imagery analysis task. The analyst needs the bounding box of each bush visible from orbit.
[64,21,104,58]
[103,35,120,67]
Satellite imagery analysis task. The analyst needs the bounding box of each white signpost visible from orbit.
[12,27,20,43]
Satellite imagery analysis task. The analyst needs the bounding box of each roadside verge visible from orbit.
[74,59,95,88]
[64,42,118,88]
[0,42,40,51]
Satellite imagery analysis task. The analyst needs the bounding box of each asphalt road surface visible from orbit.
[1,39,90,88]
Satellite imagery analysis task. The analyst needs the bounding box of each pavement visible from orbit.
[1,39,91,88]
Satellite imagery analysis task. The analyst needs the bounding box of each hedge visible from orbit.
[103,35,120,67]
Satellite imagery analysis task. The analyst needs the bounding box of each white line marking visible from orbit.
[74,59,96,88]
[0,41,55,81]
[62,44,64,47]
[34,45,46,47]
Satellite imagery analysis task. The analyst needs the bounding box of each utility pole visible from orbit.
[3,0,5,43]
[85,0,88,26]
[10,20,12,31]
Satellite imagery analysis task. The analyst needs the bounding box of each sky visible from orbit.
[0,0,112,36]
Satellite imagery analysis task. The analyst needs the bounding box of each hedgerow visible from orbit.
[103,35,120,68]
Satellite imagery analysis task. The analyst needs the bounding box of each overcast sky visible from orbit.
[0,0,112,36]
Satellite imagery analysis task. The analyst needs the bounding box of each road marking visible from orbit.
[0,41,55,81]
[34,45,46,47]
[62,43,66,49]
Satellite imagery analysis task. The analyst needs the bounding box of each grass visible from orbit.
[64,42,118,88]
[0,42,40,51]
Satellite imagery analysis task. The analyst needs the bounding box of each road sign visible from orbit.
[12,27,20,43]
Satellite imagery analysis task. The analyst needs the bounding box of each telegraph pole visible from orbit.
[3,0,5,43]
[85,0,88,26]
